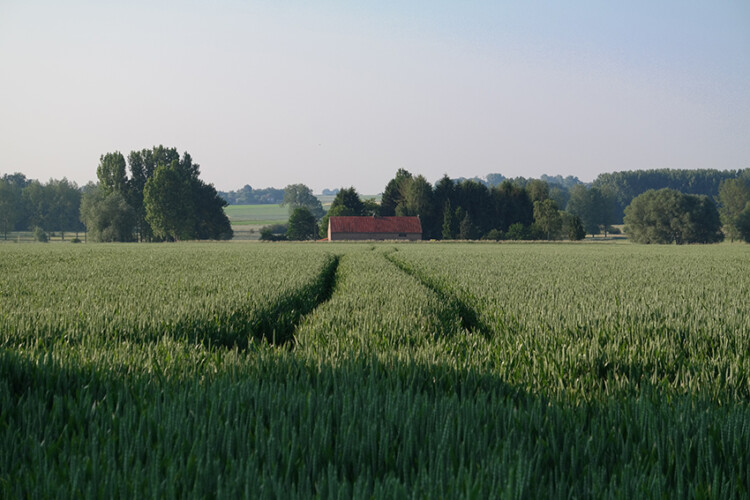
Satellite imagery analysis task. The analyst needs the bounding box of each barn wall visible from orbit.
[329,232,421,241]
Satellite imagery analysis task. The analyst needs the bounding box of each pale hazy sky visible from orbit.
[1,1,749,194]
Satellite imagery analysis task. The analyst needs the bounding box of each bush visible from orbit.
[260,225,288,242]
[505,223,528,241]
[482,229,504,241]
[33,226,48,242]
[562,213,586,240]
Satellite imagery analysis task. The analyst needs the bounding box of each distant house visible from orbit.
[327,216,422,241]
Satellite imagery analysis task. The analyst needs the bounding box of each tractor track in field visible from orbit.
[184,254,341,350]
[254,254,341,348]
[384,251,491,340]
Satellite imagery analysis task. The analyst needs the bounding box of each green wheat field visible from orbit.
[1,242,749,497]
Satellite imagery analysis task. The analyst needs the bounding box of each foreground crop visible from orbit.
[1,243,748,497]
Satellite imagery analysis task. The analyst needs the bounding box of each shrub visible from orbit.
[482,229,503,241]
[33,226,48,242]
[505,223,528,240]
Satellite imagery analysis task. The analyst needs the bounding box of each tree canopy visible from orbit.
[144,162,197,241]
[218,185,284,205]
[593,168,749,223]
[80,183,136,242]
[318,187,367,238]
[282,184,324,219]
[566,185,616,236]
[89,146,232,242]
[717,178,750,242]
[735,205,750,243]
[533,199,562,240]
[624,188,723,244]
[0,177,22,239]
[97,152,128,195]
[286,207,318,241]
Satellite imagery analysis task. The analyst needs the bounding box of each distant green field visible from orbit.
[223,195,380,228]
[223,204,289,240]
[223,204,289,225]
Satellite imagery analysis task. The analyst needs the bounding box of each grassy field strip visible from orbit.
[384,249,490,339]
[294,247,487,364]
[392,244,750,402]
[223,204,289,224]
[0,244,337,350]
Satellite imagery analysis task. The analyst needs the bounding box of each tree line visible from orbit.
[3,162,749,243]
[1,146,232,242]
[272,170,588,242]
[217,185,284,205]
[276,169,750,244]
[259,167,749,232]
[0,174,83,241]
[593,168,750,223]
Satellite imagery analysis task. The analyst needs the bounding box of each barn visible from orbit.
[327,216,422,241]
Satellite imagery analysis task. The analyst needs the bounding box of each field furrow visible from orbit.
[385,249,491,339]
[393,244,750,402]
[293,247,479,362]
[0,244,337,350]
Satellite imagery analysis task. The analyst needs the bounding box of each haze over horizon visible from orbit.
[2,1,748,194]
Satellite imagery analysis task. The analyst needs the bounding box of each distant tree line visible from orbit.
[0,173,84,240]
[5,163,750,244]
[275,168,750,244]
[218,185,284,205]
[303,170,586,241]
[1,146,232,242]
[593,168,750,223]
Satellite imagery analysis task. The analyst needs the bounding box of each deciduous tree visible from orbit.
[282,184,324,219]
[561,212,586,240]
[624,188,723,244]
[144,162,195,241]
[193,181,233,240]
[717,178,750,242]
[567,185,615,237]
[441,200,455,240]
[97,152,128,196]
[533,199,562,240]
[286,207,318,240]
[735,203,750,243]
[0,179,21,239]
[80,183,136,242]
[47,178,83,240]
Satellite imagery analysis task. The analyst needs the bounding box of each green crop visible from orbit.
[1,242,749,497]
[390,244,750,402]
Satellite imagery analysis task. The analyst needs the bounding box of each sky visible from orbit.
[1,1,749,194]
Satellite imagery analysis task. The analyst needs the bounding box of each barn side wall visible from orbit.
[329,232,421,241]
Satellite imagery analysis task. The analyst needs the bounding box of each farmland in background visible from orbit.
[223,204,289,240]
[1,242,749,497]
[223,195,379,240]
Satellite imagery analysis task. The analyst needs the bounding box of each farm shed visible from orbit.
[328,216,422,241]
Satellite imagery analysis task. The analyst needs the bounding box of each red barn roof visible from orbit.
[329,216,422,234]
